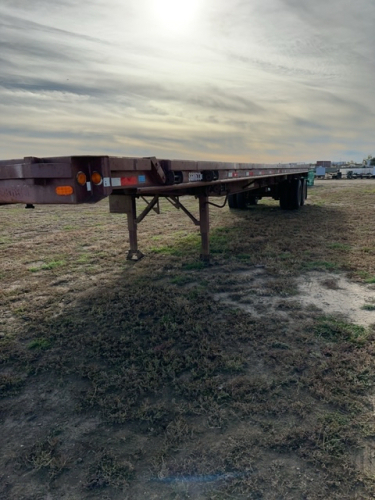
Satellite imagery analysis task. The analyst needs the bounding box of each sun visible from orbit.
[151,0,200,32]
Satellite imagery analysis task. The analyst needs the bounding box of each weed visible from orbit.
[12,306,26,316]
[24,431,67,478]
[0,374,24,397]
[321,278,340,290]
[86,452,134,489]
[361,304,375,311]
[27,338,51,350]
[318,412,353,456]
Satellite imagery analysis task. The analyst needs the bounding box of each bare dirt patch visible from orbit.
[297,272,375,327]
[214,269,375,326]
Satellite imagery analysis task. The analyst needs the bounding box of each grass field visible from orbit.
[1,180,375,499]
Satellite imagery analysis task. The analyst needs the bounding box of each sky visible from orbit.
[0,0,374,163]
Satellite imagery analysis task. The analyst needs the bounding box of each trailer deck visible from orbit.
[0,155,309,260]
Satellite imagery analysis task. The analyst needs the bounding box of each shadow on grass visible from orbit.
[149,203,352,274]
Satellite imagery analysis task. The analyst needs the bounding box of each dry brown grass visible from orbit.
[1,179,375,499]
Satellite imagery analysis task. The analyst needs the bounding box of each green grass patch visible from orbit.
[29,260,65,272]
[150,227,238,258]
[235,253,253,261]
[27,338,51,350]
[222,358,246,373]
[365,276,375,284]
[149,245,184,256]
[326,242,351,251]
[40,260,65,270]
[170,275,194,286]
[181,261,207,270]
[315,317,367,343]
[77,254,91,263]
[271,341,290,350]
[303,261,339,271]
[278,252,293,260]
[210,233,231,254]
[150,233,200,257]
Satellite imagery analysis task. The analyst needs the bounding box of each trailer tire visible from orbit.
[228,194,238,209]
[279,179,302,210]
[279,182,290,210]
[289,179,302,210]
[236,192,247,209]
[300,179,306,206]
[235,192,259,209]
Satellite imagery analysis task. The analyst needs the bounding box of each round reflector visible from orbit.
[91,171,102,185]
[76,171,87,185]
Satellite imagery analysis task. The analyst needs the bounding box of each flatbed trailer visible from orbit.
[0,155,309,260]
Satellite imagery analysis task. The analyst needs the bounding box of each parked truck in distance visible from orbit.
[338,167,375,179]
[314,157,375,180]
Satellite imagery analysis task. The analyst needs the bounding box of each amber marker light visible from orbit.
[56,186,74,196]
[76,171,87,185]
[91,171,102,185]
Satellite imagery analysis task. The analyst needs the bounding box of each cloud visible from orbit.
[0,11,108,45]
[0,0,374,162]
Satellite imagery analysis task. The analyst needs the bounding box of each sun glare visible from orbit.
[152,0,200,32]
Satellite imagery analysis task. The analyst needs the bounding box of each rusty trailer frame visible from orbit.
[0,155,309,260]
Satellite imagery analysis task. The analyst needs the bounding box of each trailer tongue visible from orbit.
[0,155,309,260]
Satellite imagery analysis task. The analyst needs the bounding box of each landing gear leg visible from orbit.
[199,194,210,261]
[125,195,144,261]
